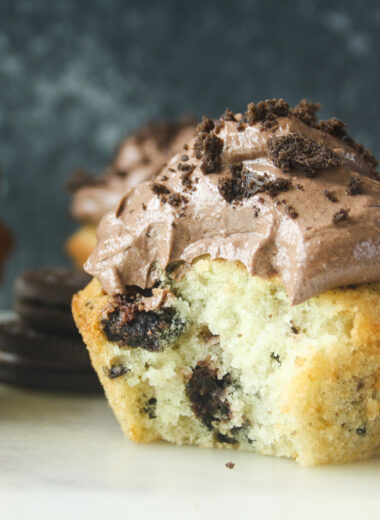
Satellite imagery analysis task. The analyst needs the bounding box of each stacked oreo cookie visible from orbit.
[0,268,101,393]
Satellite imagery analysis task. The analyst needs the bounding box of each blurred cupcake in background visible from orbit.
[66,117,196,268]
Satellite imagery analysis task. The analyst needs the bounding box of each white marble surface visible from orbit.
[0,312,379,519]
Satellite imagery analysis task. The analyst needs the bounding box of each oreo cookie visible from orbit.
[14,268,91,335]
[0,350,101,393]
[0,320,91,368]
[0,267,101,393]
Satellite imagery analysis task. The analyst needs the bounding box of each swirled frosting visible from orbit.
[85,100,380,304]
[70,118,195,225]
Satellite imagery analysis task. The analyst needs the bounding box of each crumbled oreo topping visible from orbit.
[324,190,338,203]
[178,162,195,174]
[222,98,379,176]
[193,117,224,173]
[333,208,350,224]
[181,172,192,188]
[218,163,292,203]
[152,183,170,196]
[289,104,378,177]
[152,182,188,208]
[346,176,363,196]
[220,108,237,122]
[245,98,290,130]
[267,133,342,177]
[290,99,321,126]
[285,204,298,219]
[317,117,347,139]
[200,135,224,174]
[193,117,215,159]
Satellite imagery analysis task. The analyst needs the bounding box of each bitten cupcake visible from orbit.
[73,99,380,466]
[66,118,195,267]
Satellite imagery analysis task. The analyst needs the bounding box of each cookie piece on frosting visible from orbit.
[73,99,380,465]
[66,117,195,268]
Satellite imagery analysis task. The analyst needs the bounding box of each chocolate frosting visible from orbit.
[85,100,380,304]
[70,119,195,225]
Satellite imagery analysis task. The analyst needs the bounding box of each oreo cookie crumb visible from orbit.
[333,208,350,224]
[101,295,185,351]
[346,176,363,196]
[225,462,235,469]
[194,117,215,159]
[245,98,289,129]
[285,205,298,219]
[200,134,224,174]
[141,397,157,419]
[221,108,237,122]
[181,172,192,188]
[271,352,281,364]
[316,119,378,176]
[356,426,367,436]
[152,183,170,196]
[291,99,321,126]
[178,162,195,174]
[324,190,338,202]
[167,194,182,207]
[267,133,341,177]
[218,165,292,204]
[152,183,187,208]
[106,364,129,379]
[317,117,347,139]
[291,324,300,334]
[215,432,238,445]
[186,362,231,430]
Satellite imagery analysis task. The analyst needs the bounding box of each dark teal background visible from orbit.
[1,0,379,308]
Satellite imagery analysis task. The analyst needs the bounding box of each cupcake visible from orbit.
[73,99,380,466]
[66,118,195,267]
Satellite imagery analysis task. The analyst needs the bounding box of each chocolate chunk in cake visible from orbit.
[186,362,231,429]
[101,295,185,351]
